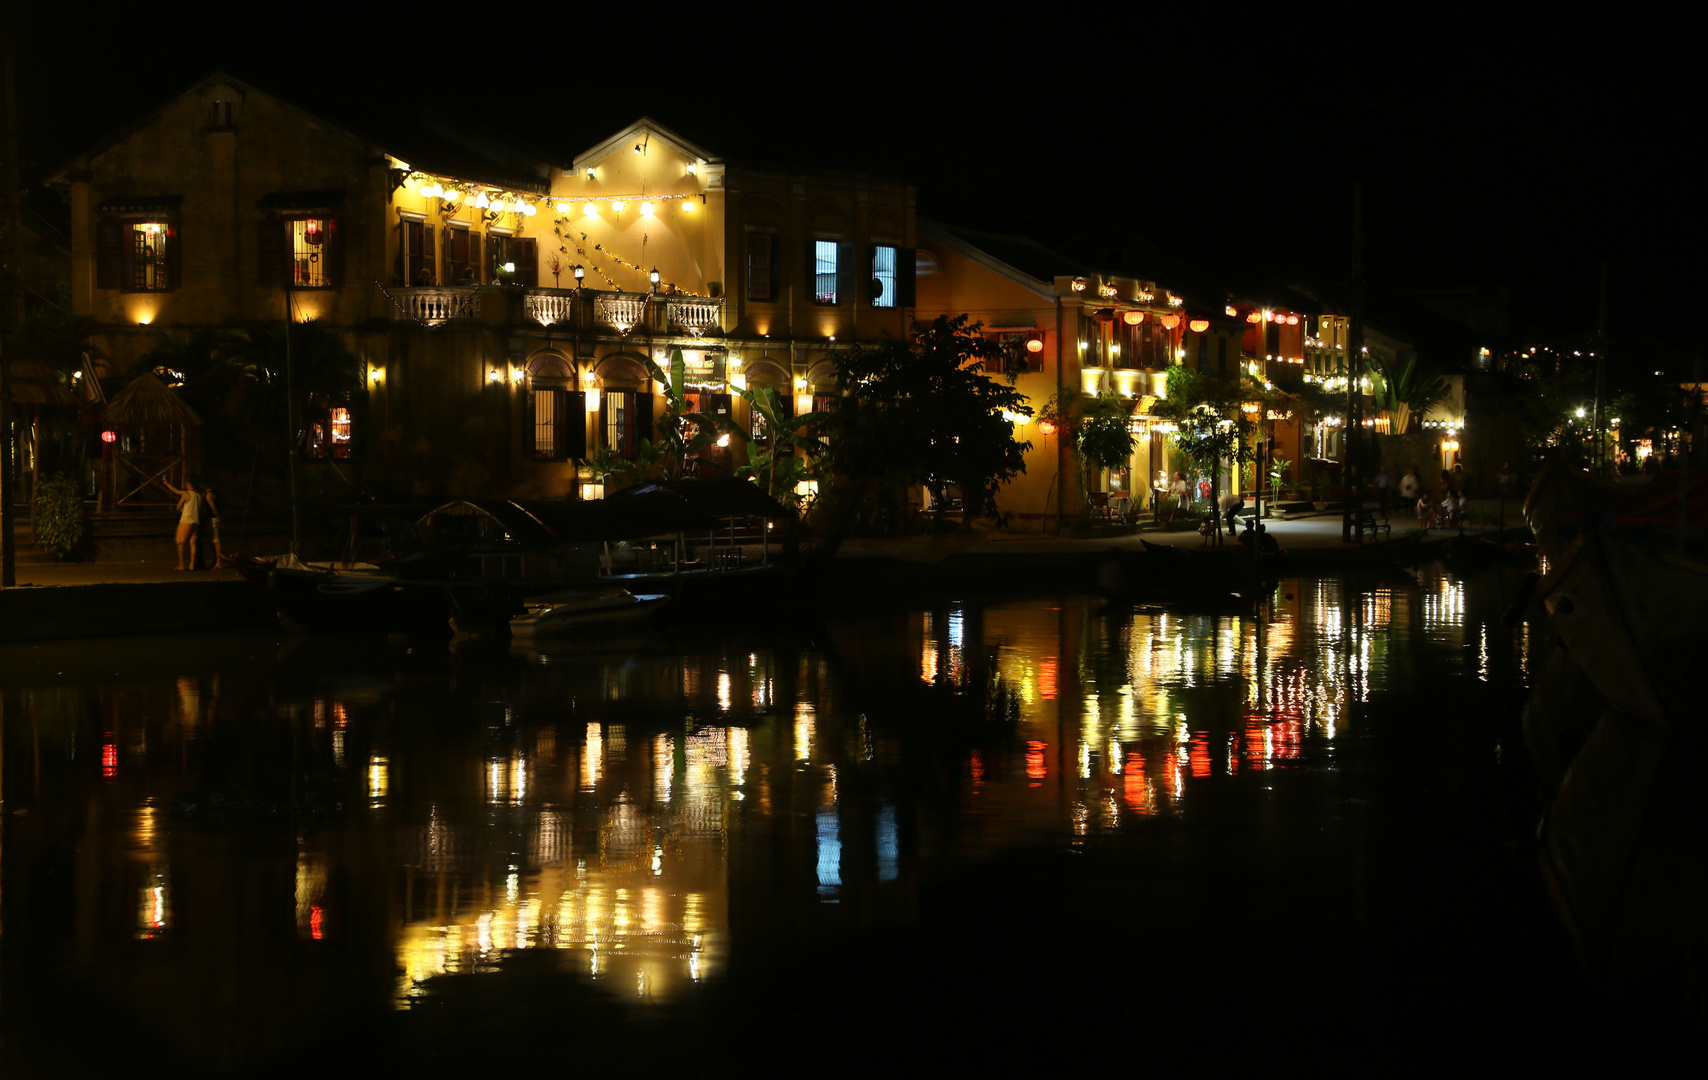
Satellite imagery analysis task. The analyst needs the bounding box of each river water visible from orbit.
[0,564,1581,1073]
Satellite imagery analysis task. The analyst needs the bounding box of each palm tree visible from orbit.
[1368,352,1450,434]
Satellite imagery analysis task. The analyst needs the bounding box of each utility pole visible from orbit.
[1,51,24,587]
[1343,180,1364,543]
[285,285,300,558]
[1593,262,1607,473]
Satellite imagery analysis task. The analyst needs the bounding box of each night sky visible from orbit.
[10,16,1695,368]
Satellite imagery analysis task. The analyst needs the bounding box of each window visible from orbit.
[747,232,778,301]
[601,388,652,459]
[988,330,1045,375]
[812,240,839,304]
[444,226,478,285]
[305,400,355,460]
[871,245,897,308]
[399,218,435,286]
[291,218,336,287]
[258,212,343,288]
[95,207,181,292]
[487,233,538,287]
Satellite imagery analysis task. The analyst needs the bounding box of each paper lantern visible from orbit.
[1188,319,1210,333]
[1159,314,1180,330]
[1122,310,1144,325]
[1037,419,1058,436]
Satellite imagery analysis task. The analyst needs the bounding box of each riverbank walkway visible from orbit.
[5,497,1525,587]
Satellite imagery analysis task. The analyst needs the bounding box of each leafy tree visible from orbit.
[823,315,1031,539]
[1039,390,1134,520]
[1154,365,1264,546]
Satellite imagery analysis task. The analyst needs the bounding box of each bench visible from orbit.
[1356,510,1391,541]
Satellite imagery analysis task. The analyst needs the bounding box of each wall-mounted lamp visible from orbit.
[649,266,660,289]
[573,264,585,283]
[487,369,502,384]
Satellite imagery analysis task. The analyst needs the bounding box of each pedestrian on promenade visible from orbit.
[1400,466,1420,503]
[195,476,223,565]
[1219,490,1243,535]
[162,477,202,570]
[1169,472,1188,521]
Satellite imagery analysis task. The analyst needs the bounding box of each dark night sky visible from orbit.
[11,14,1696,368]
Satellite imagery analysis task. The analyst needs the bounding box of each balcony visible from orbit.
[594,291,650,334]
[667,296,724,337]
[524,287,578,327]
[385,286,482,328]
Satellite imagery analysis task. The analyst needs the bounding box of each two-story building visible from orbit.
[53,73,919,504]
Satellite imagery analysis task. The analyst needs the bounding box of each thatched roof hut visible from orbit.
[103,370,201,426]
[5,360,79,407]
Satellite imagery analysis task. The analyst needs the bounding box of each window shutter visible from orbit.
[562,390,586,459]
[598,392,610,454]
[164,219,180,290]
[516,238,538,287]
[257,218,286,286]
[96,219,124,289]
[324,217,344,286]
[632,391,653,458]
[837,242,852,306]
[419,223,432,286]
[486,232,500,283]
[897,247,916,306]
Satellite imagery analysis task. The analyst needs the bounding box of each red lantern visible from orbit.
[1246,311,1262,324]
[1037,418,1058,436]
[1285,314,1299,325]
[1159,314,1180,330]
[101,430,117,444]
[1188,319,1210,333]
[1122,310,1144,325]
[1024,334,1044,354]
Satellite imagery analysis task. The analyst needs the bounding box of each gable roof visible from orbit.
[919,219,1088,298]
[571,117,716,172]
[47,71,554,194]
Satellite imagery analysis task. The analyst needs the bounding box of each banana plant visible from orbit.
[636,348,739,482]
[732,383,831,512]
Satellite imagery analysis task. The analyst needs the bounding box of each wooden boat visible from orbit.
[233,479,796,633]
[509,586,671,637]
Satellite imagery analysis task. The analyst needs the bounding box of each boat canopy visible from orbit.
[419,479,792,548]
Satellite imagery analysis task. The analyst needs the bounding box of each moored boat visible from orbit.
[509,586,671,637]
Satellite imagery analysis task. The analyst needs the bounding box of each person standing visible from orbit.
[1375,462,1393,520]
[196,476,223,566]
[162,477,202,570]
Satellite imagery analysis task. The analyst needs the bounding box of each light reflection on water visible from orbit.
[0,565,1532,1052]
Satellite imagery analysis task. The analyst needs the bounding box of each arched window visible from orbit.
[594,355,651,459]
[527,351,581,461]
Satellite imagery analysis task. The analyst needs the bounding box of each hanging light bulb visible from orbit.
[583,202,597,216]
[681,198,695,213]
[555,202,571,214]
[473,192,490,208]
[611,200,625,212]
[522,202,538,216]
[640,201,654,216]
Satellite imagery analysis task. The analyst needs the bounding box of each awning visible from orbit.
[94,195,183,213]
[256,189,346,212]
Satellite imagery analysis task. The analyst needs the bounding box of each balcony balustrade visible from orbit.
[667,296,724,337]
[524,288,579,327]
[594,292,650,334]
[385,285,481,327]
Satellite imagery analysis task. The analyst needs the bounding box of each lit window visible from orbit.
[130,222,173,291]
[813,240,838,305]
[871,245,897,309]
[305,401,355,460]
[292,218,332,287]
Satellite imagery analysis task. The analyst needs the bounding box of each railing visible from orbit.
[524,288,579,327]
[385,286,481,327]
[595,292,650,334]
[667,296,723,336]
